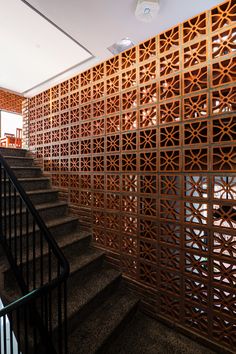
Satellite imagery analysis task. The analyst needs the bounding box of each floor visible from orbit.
[106,311,216,354]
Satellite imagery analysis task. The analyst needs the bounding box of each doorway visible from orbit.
[0,111,23,148]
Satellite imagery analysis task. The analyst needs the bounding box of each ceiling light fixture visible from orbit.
[108,38,135,55]
[135,0,160,23]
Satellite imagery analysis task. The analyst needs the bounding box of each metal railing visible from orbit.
[0,153,69,354]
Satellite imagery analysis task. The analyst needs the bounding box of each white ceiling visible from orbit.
[0,0,92,95]
[1,0,223,97]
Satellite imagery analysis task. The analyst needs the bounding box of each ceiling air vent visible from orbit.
[135,0,160,22]
[108,38,135,55]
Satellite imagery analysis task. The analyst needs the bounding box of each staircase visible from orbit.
[0,147,219,354]
[0,147,139,354]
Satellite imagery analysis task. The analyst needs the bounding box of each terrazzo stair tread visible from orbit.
[3,242,102,302]
[1,166,40,171]
[69,288,139,354]
[6,166,42,178]
[66,244,104,275]
[0,148,27,157]
[6,176,51,191]
[2,188,59,205]
[5,215,80,245]
[3,200,68,216]
[63,266,122,333]
[3,155,34,161]
[2,176,51,184]
[13,176,50,182]
[2,231,92,297]
[14,244,103,288]
[3,200,68,218]
[3,201,68,232]
[105,311,216,354]
[27,188,59,197]
[57,230,92,255]
[2,229,91,274]
[3,156,35,167]
[3,263,120,354]
[27,188,59,196]
[0,216,80,269]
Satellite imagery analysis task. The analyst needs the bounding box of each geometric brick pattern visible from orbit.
[0,89,23,114]
[25,1,236,350]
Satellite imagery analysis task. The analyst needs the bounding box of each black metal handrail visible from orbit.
[0,152,70,354]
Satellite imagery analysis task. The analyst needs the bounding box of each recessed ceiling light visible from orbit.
[108,38,135,55]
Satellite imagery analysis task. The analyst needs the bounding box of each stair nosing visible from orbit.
[27,188,59,195]
[16,177,50,181]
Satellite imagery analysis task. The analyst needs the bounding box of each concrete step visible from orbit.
[3,156,35,167]
[15,177,51,191]
[8,166,42,178]
[2,201,68,229]
[13,215,79,241]
[3,230,93,291]
[70,288,139,354]
[2,201,68,227]
[0,147,28,157]
[2,189,59,208]
[64,266,122,333]
[0,216,79,274]
[0,147,143,354]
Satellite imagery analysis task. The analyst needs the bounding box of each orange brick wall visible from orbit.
[25,0,236,351]
[0,89,23,114]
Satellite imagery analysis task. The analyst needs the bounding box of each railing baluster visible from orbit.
[3,170,7,242]
[40,291,44,327]
[24,306,28,354]
[48,287,52,337]
[9,311,14,354]
[8,177,12,251]
[44,293,48,333]
[48,244,52,284]
[16,307,21,354]
[14,188,17,264]
[40,230,44,287]
[32,219,36,289]
[58,261,62,354]
[0,154,69,354]
[33,313,38,354]
[3,314,7,354]
[64,281,68,354]
[19,198,23,273]
[26,209,29,290]
[48,245,52,337]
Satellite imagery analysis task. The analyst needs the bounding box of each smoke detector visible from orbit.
[135,0,160,23]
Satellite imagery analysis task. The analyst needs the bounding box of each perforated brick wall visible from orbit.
[0,89,23,114]
[25,0,236,350]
